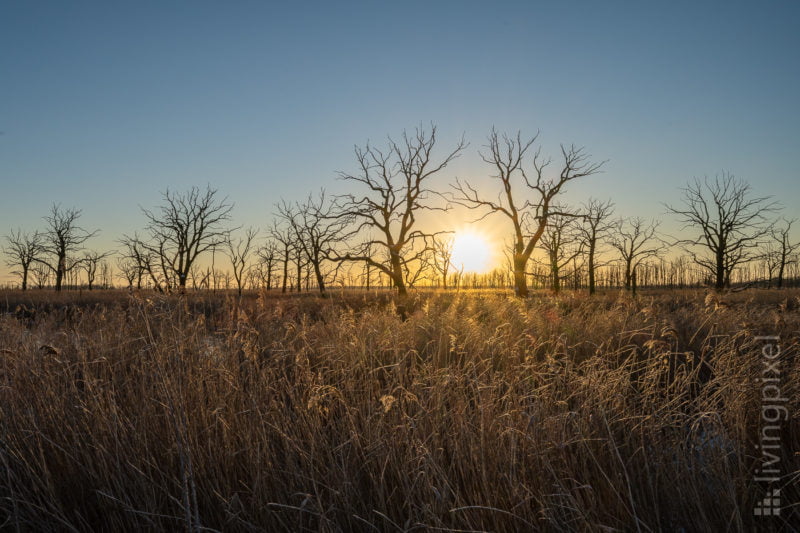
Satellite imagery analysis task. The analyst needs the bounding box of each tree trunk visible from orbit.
[295,253,302,292]
[715,250,725,290]
[21,268,28,291]
[588,241,596,295]
[281,249,289,293]
[512,255,528,298]
[389,250,407,296]
[624,259,633,290]
[314,262,327,296]
[551,262,560,293]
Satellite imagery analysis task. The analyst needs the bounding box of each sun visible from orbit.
[451,232,492,273]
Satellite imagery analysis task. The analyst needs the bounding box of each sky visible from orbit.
[1,1,799,282]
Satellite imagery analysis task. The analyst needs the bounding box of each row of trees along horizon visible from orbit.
[3,126,799,297]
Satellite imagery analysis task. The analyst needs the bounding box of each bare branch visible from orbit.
[333,124,466,295]
[664,172,779,289]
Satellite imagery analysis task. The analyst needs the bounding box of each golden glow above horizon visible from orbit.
[451,232,492,273]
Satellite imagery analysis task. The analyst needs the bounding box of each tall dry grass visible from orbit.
[0,289,797,531]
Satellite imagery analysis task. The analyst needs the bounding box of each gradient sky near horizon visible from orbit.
[2,1,799,282]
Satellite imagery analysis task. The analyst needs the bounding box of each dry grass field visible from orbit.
[0,288,798,531]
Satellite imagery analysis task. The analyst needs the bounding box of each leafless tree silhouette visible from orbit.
[255,240,279,290]
[141,186,234,292]
[665,174,778,290]
[119,233,168,291]
[31,263,50,289]
[426,234,455,289]
[452,129,604,297]
[609,217,664,291]
[82,250,112,290]
[269,221,295,293]
[225,227,258,296]
[759,218,799,288]
[277,191,350,296]
[576,199,615,294]
[3,228,42,290]
[116,256,140,289]
[536,215,584,293]
[34,205,98,291]
[333,125,465,296]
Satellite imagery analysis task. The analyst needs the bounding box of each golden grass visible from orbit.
[0,288,798,531]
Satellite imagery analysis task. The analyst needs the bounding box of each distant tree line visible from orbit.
[3,125,799,295]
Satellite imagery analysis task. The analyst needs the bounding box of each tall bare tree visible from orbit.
[760,218,799,288]
[535,215,584,293]
[34,205,98,291]
[119,233,168,292]
[427,234,455,289]
[270,221,295,293]
[225,227,258,296]
[3,228,42,290]
[30,264,50,289]
[609,217,664,291]
[100,261,113,289]
[576,199,615,295]
[292,241,306,292]
[141,186,234,292]
[333,125,466,296]
[453,129,604,297]
[116,256,140,289]
[278,191,350,296]
[82,250,112,290]
[665,174,778,290]
[255,240,279,290]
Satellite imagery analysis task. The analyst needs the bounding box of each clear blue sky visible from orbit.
[2,1,799,281]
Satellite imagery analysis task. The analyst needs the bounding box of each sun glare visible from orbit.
[451,232,492,273]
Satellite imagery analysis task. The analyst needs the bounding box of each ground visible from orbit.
[0,288,798,531]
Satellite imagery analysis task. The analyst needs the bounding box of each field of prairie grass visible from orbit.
[0,288,798,532]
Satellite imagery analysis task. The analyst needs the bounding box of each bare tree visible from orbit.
[82,250,112,290]
[225,227,258,296]
[31,263,51,289]
[141,186,234,292]
[3,228,42,290]
[609,217,664,291]
[116,257,139,289]
[760,218,799,288]
[402,251,432,289]
[535,215,584,293]
[100,261,113,289]
[360,242,376,290]
[34,205,98,291]
[278,191,350,296]
[427,234,455,289]
[291,242,305,292]
[452,129,604,297]
[119,233,168,291]
[333,125,466,296]
[255,240,279,290]
[270,221,295,293]
[665,174,778,290]
[576,199,615,294]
